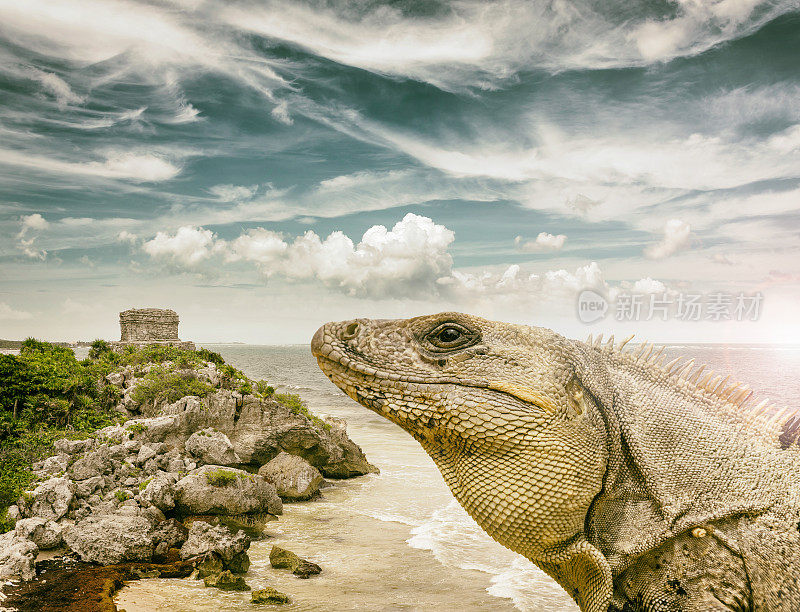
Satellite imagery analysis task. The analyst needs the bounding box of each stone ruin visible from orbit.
[113,308,195,350]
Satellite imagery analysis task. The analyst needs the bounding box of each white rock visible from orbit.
[14,518,62,549]
[0,531,38,580]
[24,477,75,521]
[258,452,323,501]
[62,515,154,565]
[185,428,240,466]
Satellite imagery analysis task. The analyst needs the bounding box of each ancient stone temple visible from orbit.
[114,308,195,350]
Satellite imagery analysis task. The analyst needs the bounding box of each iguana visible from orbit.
[311,312,800,611]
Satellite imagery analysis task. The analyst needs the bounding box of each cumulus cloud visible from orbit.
[117,230,138,244]
[644,219,691,260]
[514,232,566,252]
[17,213,49,237]
[143,225,219,266]
[228,213,456,298]
[0,302,33,320]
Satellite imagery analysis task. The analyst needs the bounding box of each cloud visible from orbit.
[514,232,566,252]
[644,219,691,260]
[143,225,219,266]
[117,230,138,244]
[219,0,791,90]
[209,184,259,202]
[27,69,85,107]
[16,213,49,259]
[228,213,456,299]
[711,253,737,266]
[0,148,183,182]
[17,213,49,237]
[0,302,33,321]
[271,101,293,126]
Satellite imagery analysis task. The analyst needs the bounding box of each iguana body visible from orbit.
[311,312,800,611]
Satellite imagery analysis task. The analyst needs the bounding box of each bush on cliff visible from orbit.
[0,340,123,530]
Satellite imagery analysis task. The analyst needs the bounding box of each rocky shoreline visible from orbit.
[0,355,376,610]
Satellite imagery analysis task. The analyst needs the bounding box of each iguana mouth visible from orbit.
[315,354,555,414]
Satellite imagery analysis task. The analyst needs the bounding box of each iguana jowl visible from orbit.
[311,312,800,612]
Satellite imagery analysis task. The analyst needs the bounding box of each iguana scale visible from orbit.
[311,312,800,611]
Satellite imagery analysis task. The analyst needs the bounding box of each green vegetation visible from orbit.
[275,393,331,431]
[0,338,329,531]
[206,468,238,487]
[114,490,129,503]
[130,367,214,407]
[256,380,275,397]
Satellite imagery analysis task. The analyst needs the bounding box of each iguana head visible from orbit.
[311,312,609,572]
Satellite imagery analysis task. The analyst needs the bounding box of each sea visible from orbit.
[108,343,800,612]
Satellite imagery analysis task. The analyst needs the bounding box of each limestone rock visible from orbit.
[203,569,249,591]
[252,587,290,604]
[269,545,300,570]
[194,552,224,578]
[180,521,249,565]
[269,545,321,578]
[319,417,378,478]
[14,518,62,550]
[174,465,282,516]
[63,515,154,564]
[34,453,69,476]
[186,428,240,466]
[151,518,188,550]
[70,446,112,481]
[227,550,251,574]
[54,438,93,455]
[0,531,38,581]
[140,471,178,512]
[23,477,74,521]
[258,452,323,501]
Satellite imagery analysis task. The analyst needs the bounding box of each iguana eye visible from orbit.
[426,323,478,351]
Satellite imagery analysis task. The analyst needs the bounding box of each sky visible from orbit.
[1,0,799,344]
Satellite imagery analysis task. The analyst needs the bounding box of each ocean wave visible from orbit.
[406,500,577,610]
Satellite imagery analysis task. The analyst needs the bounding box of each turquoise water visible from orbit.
[117,343,800,611]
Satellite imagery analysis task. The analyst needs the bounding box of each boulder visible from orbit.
[75,475,105,499]
[258,452,323,501]
[151,518,188,550]
[180,521,249,565]
[203,570,249,591]
[14,518,62,550]
[194,552,224,578]
[0,531,38,581]
[269,545,321,578]
[35,454,69,476]
[227,550,250,574]
[174,466,282,516]
[269,545,300,570]
[54,438,93,455]
[186,428,240,466]
[140,471,178,512]
[62,515,154,565]
[23,477,74,521]
[319,417,378,478]
[136,444,158,465]
[252,587,290,604]
[70,446,113,481]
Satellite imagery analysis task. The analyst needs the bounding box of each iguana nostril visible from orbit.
[342,321,360,340]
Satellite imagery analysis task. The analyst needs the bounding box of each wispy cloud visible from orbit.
[644,219,692,260]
